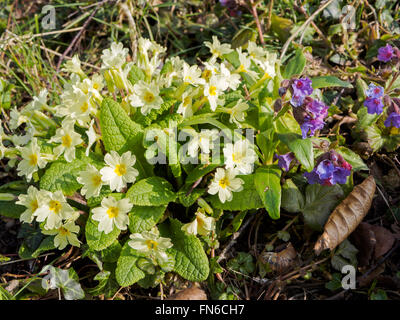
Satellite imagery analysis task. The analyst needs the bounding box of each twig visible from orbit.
[376,185,399,224]
[217,213,257,263]
[266,0,274,31]
[55,0,107,72]
[280,0,336,60]
[248,0,264,45]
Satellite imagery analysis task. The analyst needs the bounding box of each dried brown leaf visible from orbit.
[259,242,298,273]
[168,286,207,300]
[314,176,376,255]
[351,222,376,267]
[370,225,395,259]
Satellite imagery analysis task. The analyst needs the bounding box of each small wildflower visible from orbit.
[208,168,244,203]
[92,197,133,234]
[100,151,139,192]
[377,44,394,63]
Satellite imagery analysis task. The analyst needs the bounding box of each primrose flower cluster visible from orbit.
[1,36,284,261]
[1,35,359,285]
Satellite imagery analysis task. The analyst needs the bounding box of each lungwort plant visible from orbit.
[1,36,381,295]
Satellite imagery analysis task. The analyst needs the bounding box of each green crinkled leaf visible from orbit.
[126,177,176,206]
[365,125,385,152]
[101,240,122,263]
[128,205,167,233]
[283,48,306,79]
[281,179,305,213]
[133,99,176,127]
[277,133,314,172]
[355,107,379,131]
[185,163,221,184]
[85,212,121,251]
[128,65,145,85]
[311,76,353,89]
[40,149,102,196]
[254,166,281,219]
[100,97,152,178]
[115,242,146,287]
[207,174,263,211]
[177,185,206,208]
[301,184,344,230]
[335,147,368,171]
[159,218,209,281]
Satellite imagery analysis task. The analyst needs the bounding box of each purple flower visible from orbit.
[384,112,400,128]
[290,92,305,107]
[304,154,352,186]
[377,44,394,63]
[292,77,313,96]
[306,99,328,118]
[366,84,384,99]
[275,152,295,172]
[300,117,325,139]
[364,97,384,114]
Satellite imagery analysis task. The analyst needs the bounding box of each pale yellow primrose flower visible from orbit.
[42,221,81,250]
[229,99,249,126]
[208,168,244,203]
[128,228,173,265]
[223,139,258,175]
[50,120,83,162]
[16,186,45,223]
[101,42,128,69]
[205,36,233,58]
[62,55,84,76]
[204,75,228,111]
[17,138,48,181]
[128,81,163,115]
[35,190,77,230]
[184,128,219,158]
[77,164,103,198]
[100,151,139,192]
[181,209,215,236]
[91,196,133,234]
[176,89,194,118]
[85,119,100,157]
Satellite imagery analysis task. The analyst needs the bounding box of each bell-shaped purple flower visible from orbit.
[365,83,384,99]
[364,97,384,114]
[377,44,394,63]
[384,112,400,128]
[292,77,313,96]
[275,152,295,172]
[304,151,352,186]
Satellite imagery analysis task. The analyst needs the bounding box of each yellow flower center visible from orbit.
[237,64,246,73]
[93,83,99,90]
[183,96,191,107]
[59,227,70,236]
[196,216,204,228]
[80,102,89,113]
[202,70,212,82]
[145,239,158,250]
[143,91,155,103]
[49,200,62,214]
[92,174,102,186]
[62,134,72,148]
[209,86,217,96]
[218,177,229,189]
[232,152,241,163]
[107,206,119,219]
[114,164,127,176]
[29,153,38,166]
[31,200,39,211]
